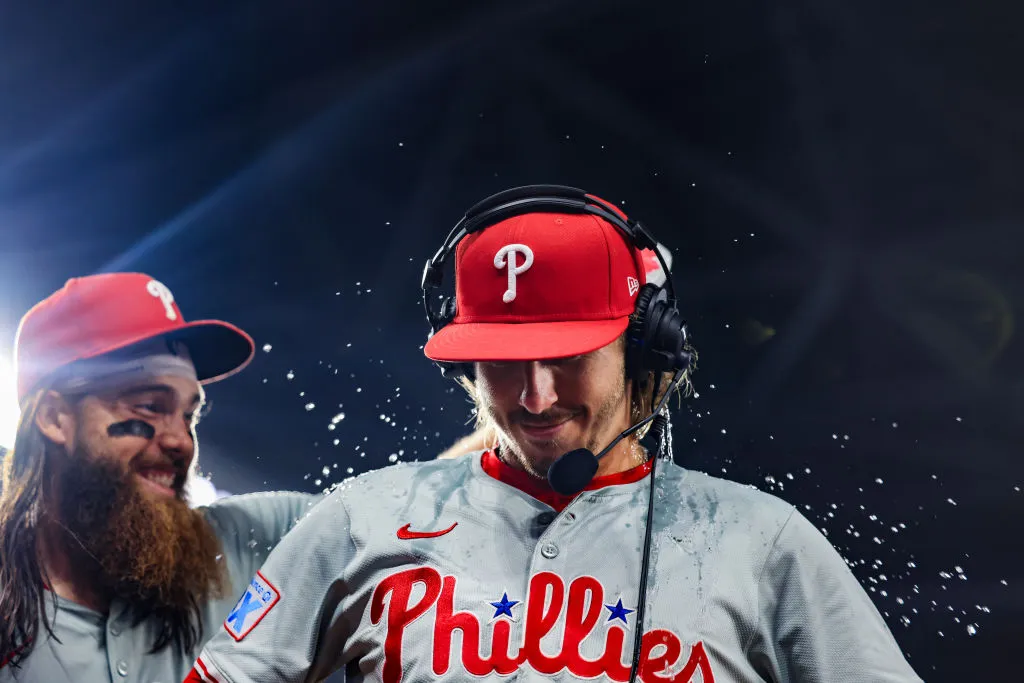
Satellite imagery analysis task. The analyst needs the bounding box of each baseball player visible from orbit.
[0,273,322,683]
[185,186,922,682]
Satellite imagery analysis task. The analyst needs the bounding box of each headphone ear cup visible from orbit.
[628,284,690,381]
[645,298,689,373]
[438,297,457,328]
[626,284,660,383]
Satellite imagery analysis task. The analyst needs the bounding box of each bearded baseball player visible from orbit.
[0,273,322,682]
[185,185,922,682]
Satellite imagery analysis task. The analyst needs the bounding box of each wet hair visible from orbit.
[0,390,57,668]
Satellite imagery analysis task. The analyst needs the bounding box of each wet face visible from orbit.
[473,338,632,479]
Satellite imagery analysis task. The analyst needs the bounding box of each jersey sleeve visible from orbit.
[748,508,924,682]
[202,491,324,582]
[187,492,355,683]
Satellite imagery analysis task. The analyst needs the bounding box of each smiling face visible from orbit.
[70,374,204,501]
[473,336,634,479]
[36,372,226,613]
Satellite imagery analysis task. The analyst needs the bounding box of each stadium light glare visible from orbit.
[0,354,19,451]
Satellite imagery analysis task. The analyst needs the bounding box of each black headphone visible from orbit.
[421,184,691,382]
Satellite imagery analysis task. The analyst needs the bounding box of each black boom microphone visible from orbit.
[547,372,681,496]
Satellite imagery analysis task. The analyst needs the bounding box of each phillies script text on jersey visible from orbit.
[187,456,924,682]
[372,567,715,683]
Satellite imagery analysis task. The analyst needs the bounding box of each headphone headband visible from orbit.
[422,185,674,334]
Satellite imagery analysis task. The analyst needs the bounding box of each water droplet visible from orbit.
[875,478,884,485]
[322,466,330,476]
[262,343,273,352]
[947,498,957,506]
[967,624,978,636]
[388,453,399,463]
[305,402,316,411]
[331,412,346,425]
[286,370,295,380]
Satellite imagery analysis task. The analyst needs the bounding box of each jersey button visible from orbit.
[116,660,129,676]
[564,512,576,523]
[541,542,559,559]
[109,624,120,637]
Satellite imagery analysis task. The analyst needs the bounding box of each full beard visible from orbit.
[54,448,228,631]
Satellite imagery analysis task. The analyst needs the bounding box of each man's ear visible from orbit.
[34,391,77,447]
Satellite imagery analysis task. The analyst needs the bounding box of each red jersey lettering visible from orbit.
[369,567,715,683]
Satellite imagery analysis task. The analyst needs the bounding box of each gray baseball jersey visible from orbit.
[0,491,321,683]
[187,451,922,683]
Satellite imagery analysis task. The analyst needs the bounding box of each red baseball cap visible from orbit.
[423,211,647,363]
[14,272,255,404]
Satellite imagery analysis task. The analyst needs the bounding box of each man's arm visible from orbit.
[749,509,923,682]
[187,492,354,683]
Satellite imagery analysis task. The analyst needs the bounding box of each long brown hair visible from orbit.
[0,390,56,668]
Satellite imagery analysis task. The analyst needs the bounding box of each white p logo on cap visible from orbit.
[146,280,178,321]
[494,244,534,304]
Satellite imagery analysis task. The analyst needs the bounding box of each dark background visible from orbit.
[1,1,1021,680]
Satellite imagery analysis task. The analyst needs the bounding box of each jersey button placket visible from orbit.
[106,600,130,680]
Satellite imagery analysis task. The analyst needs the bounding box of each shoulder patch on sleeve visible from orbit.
[224,570,281,641]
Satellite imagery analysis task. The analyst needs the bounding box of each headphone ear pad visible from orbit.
[438,297,457,327]
[626,284,660,383]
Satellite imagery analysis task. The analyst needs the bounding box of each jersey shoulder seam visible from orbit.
[743,504,798,656]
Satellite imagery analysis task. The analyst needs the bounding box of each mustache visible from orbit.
[131,455,190,495]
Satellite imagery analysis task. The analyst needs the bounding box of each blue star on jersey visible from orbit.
[489,593,519,619]
[605,598,634,625]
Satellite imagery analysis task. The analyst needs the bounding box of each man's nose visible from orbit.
[519,361,558,415]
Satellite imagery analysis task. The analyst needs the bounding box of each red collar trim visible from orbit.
[480,450,652,512]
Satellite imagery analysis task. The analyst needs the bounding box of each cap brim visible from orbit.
[424,318,629,363]
[166,320,255,384]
